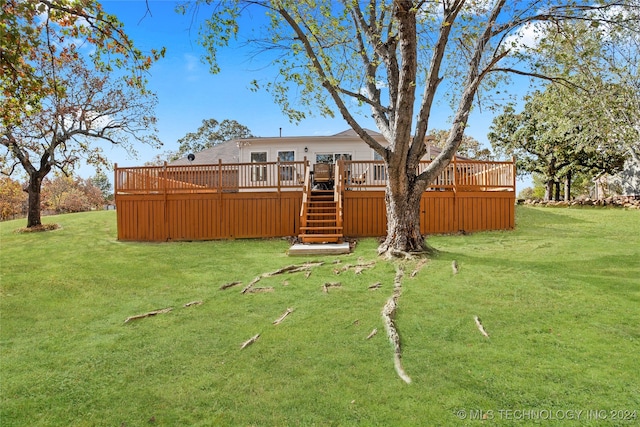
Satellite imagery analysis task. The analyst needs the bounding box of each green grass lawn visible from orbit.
[1,207,639,426]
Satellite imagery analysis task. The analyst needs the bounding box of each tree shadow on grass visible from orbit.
[516,206,591,227]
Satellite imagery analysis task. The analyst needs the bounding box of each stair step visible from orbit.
[300,226,343,231]
[299,234,343,243]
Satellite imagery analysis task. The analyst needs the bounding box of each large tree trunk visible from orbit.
[564,171,572,202]
[26,172,44,228]
[544,180,553,201]
[379,187,425,256]
[378,161,427,256]
[554,181,561,201]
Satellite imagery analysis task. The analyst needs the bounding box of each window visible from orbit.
[316,153,352,164]
[251,152,267,182]
[278,151,295,181]
[373,151,387,181]
[334,153,352,163]
[316,153,333,164]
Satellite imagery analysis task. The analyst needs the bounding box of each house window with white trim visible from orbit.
[278,151,295,181]
[251,152,267,182]
[373,151,386,181]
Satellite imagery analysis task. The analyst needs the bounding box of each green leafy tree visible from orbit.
[174,118,253,160]
[90,170,113,201]
[185,0,638,255]
[489,84,629,201]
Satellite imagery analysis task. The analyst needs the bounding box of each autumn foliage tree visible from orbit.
[187,0,639,256]
[41,175,105,214]
[1,1,162,228]
[0,177,27,220]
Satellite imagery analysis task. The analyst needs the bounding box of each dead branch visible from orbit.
[305,270,312,279]
[366,328,378,339]
[368,282,382,290]
[452,260,459,275]
[242,262,325,293]
[273,308,294,325]
[241,279,259,294]
[220,281,242,290]
[322,282,342,293]
[335,261,376,275]
[244,287,274,294]
[124,307,172,323]
[240,333,260,349]
[382,266,412,384]
[183,300,203,307]
[410,258,429,277]
[474,315,489,338]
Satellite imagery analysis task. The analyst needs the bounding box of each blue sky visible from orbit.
[96,1,530,190]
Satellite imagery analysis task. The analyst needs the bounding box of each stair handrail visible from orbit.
[299,159,311,229]
[334,160,344,231]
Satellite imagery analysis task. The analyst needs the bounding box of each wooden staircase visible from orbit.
[298,163,344,244]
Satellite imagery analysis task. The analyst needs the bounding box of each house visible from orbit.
[169,129,456,190]
[595,148,640,198]
[115,129,516,243]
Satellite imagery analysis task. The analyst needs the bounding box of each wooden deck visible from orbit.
[114,159,515,242]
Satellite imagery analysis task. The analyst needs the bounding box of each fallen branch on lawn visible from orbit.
[124,307,172,323]
[368,282,382,290]
[322,282,342,293]
[474,315,489,338]
[452,260,459,275]
[244,287,274,294]
[273,308,294,325]
[242,262,325,293]
[382,266,412,384]
[220,281,242,290]
[240,333,260,349]
[366,328,378,340]
[183,300,203,307]
[334,261,376,275]
[410,258,429,277]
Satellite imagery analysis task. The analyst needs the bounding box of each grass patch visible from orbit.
[1,208,639,426]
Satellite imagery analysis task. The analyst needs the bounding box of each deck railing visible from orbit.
[115,158,515,194]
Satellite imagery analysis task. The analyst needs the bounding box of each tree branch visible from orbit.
[276,7,387,153]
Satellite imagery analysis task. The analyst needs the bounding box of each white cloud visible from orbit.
[184,53,199,72]
[504,21,547,51]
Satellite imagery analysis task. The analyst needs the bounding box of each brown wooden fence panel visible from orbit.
[456,191,515,233]
[116,190,514,241]
[116,194,166,241]
[342,191,387,237]
[116,191,302,241]
[421,192,457,234]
